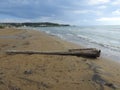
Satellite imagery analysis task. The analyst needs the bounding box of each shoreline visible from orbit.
[0,28,120,90]
[28,27,120,63]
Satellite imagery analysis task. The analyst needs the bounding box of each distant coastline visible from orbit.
[0,22,70,28]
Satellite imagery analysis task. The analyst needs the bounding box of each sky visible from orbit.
[0,0,120,25]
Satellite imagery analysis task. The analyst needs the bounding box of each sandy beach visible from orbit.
[0,28,120,90]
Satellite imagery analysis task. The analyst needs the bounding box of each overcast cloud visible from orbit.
[0,0,120,25]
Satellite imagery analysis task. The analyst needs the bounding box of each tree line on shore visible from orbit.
[0,22,70,28]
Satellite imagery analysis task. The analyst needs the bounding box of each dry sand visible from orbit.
[0,28,120,90]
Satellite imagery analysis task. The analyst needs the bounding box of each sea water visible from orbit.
[24,25,120,62]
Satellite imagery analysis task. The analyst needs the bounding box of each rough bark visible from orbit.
[6,48,101,58]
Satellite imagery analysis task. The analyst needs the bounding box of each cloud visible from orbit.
[97,5,107,9]
[111,0,120,5]
[4,0,41,5]
[73,10,90,14]
[96,17,120,25]
[96,17,120,21]
[112,9,120,15]
[0,0,62,19]
[0,0,81,19]
[35,17,68,24]
[0,16,67,24]
[0,18,31,23]
[0,0,120,25]
[88,0,110,5]
[72,10,103,15]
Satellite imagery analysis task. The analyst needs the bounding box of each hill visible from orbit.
[0,22,70,28]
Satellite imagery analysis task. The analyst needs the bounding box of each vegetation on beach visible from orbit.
[0,25,5,29]
[0,22,70,27]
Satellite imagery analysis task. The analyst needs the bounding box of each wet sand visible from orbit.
[0,28,120,90]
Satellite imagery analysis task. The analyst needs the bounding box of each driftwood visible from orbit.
[6,48,101,58]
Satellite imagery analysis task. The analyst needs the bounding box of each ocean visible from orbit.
[23,25,120,62]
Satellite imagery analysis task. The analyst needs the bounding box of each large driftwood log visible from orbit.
[6,48,101,58]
